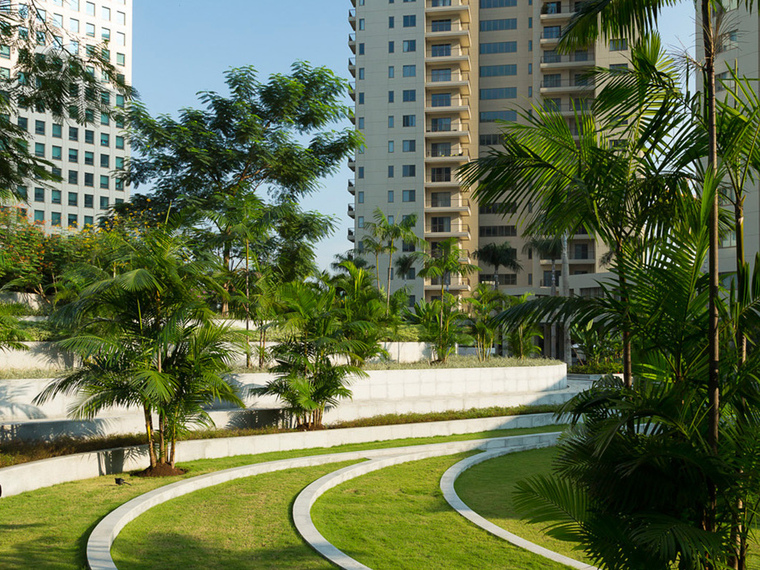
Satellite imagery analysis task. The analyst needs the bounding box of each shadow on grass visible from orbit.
[113,531,335,570]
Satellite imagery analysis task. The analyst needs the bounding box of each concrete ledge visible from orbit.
[88,434,560,570]
[0,413,564,498]
[440,450,597,570]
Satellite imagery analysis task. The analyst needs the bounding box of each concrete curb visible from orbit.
[87,435,555,570]
[440,450,598,570]
[0,412,564,498]
[291,432,562,569]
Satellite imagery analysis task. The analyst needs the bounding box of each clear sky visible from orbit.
[132,0,696,271]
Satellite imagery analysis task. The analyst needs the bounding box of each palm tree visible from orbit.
[473,242,522,291]
[464,284,506,361]
[364,209,422,314]
[394,253,416,282]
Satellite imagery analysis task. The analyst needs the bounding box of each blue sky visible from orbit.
[132,0,696,271]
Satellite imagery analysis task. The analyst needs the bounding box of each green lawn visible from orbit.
[0,426,560,569]
[312,453,574,570]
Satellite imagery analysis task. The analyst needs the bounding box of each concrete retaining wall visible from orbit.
[0,364,568,440]
[0,412,562,498]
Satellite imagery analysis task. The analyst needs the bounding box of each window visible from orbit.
[430,142,451,156]
[117,11,126,25]
[101,133,110,146]
[402,89,416,102]
[610,63,628,73]
[358,68,365,79]
[402,139,416,152]
[51,166,62,179]
[51,189,62,204]
[67,214,77,228]
[85,130,94,144]
[116,32,125,46]
[52,13,63,27]
[430,217,451,232]
[100,175,109,189]
[480,87,517,100]
[69,126,79,141]
[34,187,44,202]
[102,6,110,20]
[69,148,78,162]
[403,241,415,252]
[52,123,62,138]
[85,22,95,37]
[388,115,395,128]
[402,114,416,127]
[17,117,27,131]
[388,190,395,202]
[34,120,45,136]
[357,191,364,204]
[388,90,394,103]
[479,225,517,237]
[610,38,628,51]
[100,154,110,168]
[358,216,364,228]
[101,113,110,126]
[402,165,416,177]
[0,45,9,58]
[34,210,44,223]
[480,134,503,146]
[388,66,395,78]
[402,64,416,77]
[431,19,451,32]
[430,117,451,131]
[358,92,364,104]
[388,165,394,177]
[68,192,78,206]
[430,167,451,182]
[51,212,62,226]
[116,95,125,108]
[358,43,364,55]
[34,143,44,157]
[403,15,416,27]
[431,68,452,82]
[389,41,395,53]
[389,16,394,28]
[480,0,517,6]
[84,216,93,227]
[115,179,124,191]
[84,173,94,186]
[388,140,395,153]
[480,41,517,54]
[402,39,416,52]
[480,64,517,77]
[52,146,62,160]
[100,196,109,209]
[357,117,365,129]
[402,190,416,202]
[431,44,451,57]
[358,18,365,30]
[68,170,78,184]
[84,151,94,165]
[86,2,95,16]
[480,18,517,31]
[480,110,517,122]
[431,93,451,107]
[358,166,364,179]
[116,53,125,66]
[544,1,561,13]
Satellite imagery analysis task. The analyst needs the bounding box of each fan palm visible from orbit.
[473,242,522,291]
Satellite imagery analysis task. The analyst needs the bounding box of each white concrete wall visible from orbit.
[0,342,79,369]
[0,412,563,498]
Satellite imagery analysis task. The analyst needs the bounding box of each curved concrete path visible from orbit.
[441,450,597,570]
[88,432,568,570]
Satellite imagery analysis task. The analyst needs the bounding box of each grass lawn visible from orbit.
[311,453,574,570]
[0,425,560,569]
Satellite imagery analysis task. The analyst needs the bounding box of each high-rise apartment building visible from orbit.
[6,0,132,231]
[347,0,630,303]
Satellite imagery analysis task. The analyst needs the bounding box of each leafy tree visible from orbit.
[503,294,543,359]
[473,242,521,290]
[406,296,472,363]
[464,284,506,361]
[254,282,366,429]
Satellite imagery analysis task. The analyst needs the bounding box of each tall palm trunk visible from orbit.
[245,238,251,368]
[386,249,394,315]
[561,233,572,366]
[550,259,557,359]
[143,404,157,468]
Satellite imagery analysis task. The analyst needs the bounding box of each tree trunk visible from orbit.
[550,259,557,360]
[143,404,157,468]
[386,250,393,315]
[158,413,166,464]
[222,242,231,317]
[561,233,571,366]
[735,198,746,362]
[245,239,251,368]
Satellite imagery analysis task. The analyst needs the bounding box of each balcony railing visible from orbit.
[426,0,471,9]
[540,52,594,64]
[348,228,355,242]
[426,122,469,133]
[540,78,595,89]
[426,148,467,158]
[347,203,355,217]
[541,101,593,112]
[426,276,471,287]
[347,179,355,194]
[425,223,470,234]
[540,2,578,15]
[425,97,469,108]
[540,29,564,40]
[426,47,470,58]
[426,72,469,83]
[425,197,470,208]
[425,22,469,33]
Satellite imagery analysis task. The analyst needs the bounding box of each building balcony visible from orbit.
[425,123,471,142]
[424,196,470,214]
[424,47,471,70]
[425,176,461,189]
[425,97,470,116]
[425,72,470,94]
[425,150,470,164]
[539,2,577,21]
[424,275,471,292]
[348,82,355,101]
[424,23,471,45]
[348,8,356,29]
[425,0,471,20]
[540,79,595,94]
[348,110,356,124]
[348,57,356,77]
[348,228,355,242]
[540,53,595,69]
[347,179,355,195]
[347,156,356,171]
[540,30,563,46]
[424,222,471,240]
[348,33,356,53]
[348,203,355,218]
